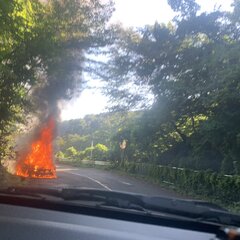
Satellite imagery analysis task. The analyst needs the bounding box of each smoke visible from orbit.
[31,51,84,121]
[13,52,84,174]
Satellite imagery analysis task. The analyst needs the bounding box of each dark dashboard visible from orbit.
[0,202,219,240]
[0,187,239,240]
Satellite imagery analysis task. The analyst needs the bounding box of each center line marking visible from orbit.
[69,172,112,191]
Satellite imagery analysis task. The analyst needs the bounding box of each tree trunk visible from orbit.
[191,115,196,133]
[171,121,187,143]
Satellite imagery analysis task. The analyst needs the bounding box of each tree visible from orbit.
[96,0,240,172]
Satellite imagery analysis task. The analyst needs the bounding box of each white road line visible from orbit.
[119,181,132,186]
[69,172,112,191]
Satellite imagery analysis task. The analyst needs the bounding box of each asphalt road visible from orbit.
[27,164,185,198]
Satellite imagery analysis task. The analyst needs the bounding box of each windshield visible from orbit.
[0,0,240,216]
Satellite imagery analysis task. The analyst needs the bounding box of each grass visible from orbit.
[0,167,27,188]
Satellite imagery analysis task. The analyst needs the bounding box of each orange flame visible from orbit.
[16,117,57,179]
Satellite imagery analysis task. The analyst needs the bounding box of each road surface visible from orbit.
[27,164,185,198]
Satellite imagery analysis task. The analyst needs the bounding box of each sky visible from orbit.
[61,0,233,121]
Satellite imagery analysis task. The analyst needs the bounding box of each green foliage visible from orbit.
[55,151,65,160]
[66,146,78,158]
[92,143,109,161]
[56,112,120,161]
[60,143,109,161]
[95,143,109,152]
[56,111,141,160]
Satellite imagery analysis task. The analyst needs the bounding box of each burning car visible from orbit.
[15,117,57,179]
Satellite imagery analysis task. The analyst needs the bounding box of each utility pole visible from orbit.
[90,140,93,160]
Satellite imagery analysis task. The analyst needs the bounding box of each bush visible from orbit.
[93,143,109,161]
[83,143,109,161]
[65,146,78,159]
[55,151,65,160]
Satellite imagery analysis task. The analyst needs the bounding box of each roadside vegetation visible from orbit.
[0,165,26,188]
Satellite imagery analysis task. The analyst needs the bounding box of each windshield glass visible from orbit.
[1,0,240,215]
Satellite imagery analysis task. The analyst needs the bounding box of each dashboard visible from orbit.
[0,202,218,240]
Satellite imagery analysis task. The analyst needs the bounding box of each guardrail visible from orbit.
[58,159,110,166]
[158,164,233,178]
[118,162,240,204]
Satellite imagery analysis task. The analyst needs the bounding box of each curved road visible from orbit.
[28,164,185,198]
